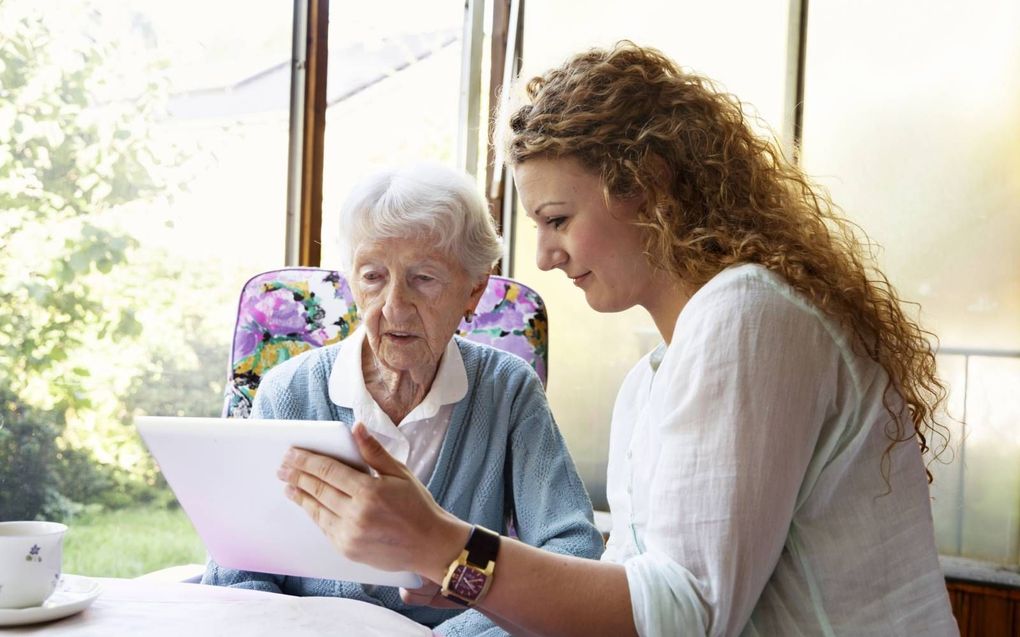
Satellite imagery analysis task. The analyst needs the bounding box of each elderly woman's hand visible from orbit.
[399,581,466,609]
[277,422,470,580]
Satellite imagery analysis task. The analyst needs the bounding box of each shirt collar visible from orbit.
[403,336,468,422]
[327,325,369,408]
[327,326,468,424]
[648,341,667,373]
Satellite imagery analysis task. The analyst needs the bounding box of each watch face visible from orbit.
[450,564,487,600]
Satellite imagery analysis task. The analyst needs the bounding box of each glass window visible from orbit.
[512,0,791,507]
[0,0,292,575]
[318,1,465,265]
[801,0,1020,565]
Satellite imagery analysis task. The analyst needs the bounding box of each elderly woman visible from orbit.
[202,163,604,636]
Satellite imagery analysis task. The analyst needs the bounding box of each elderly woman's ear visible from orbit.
[464,275,489,322]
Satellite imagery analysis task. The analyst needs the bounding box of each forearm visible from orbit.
[423,518,637,637]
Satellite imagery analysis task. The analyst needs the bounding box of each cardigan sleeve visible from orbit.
[249,381,277,419]
[432,611,510,637]
[246,343,339,421]
[507,370,606,559]
[200,559,286,593]
[249,355,307,420]
[432,363,604,637]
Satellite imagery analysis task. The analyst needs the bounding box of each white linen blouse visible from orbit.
[602,264,958,636]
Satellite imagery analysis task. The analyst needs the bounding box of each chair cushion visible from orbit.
[222,269,548,418]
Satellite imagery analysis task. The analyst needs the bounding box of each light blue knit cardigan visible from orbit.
[201,337,604,637]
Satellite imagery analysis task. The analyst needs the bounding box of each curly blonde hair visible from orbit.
[504,42,947,480]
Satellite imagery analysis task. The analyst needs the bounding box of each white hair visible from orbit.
[336,163,503,279]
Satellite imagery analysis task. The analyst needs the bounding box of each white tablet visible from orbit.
[135,416,421,588]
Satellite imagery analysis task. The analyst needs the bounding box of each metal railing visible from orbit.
[935,346,1020,560]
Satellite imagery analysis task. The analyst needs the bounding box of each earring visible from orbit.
[464,309,475,323]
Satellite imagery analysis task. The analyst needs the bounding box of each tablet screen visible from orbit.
[136,416,421,588]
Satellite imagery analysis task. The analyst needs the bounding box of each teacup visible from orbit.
[0,521,67,609]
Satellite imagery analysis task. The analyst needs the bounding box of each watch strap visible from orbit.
[463,525,500,567]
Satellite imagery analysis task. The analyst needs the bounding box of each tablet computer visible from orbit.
[135,416,421,588]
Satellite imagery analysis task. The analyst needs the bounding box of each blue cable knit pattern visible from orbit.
[202,337,604,637]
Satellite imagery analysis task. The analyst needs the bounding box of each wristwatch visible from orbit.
[440,525,500,606]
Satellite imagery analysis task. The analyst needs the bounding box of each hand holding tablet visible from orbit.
[135,416,422,588]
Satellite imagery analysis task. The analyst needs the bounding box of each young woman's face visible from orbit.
[513,156,660,314]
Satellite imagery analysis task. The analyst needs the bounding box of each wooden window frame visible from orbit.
[286,0,328,267]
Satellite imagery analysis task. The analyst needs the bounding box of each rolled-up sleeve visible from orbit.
[625,549,709,635]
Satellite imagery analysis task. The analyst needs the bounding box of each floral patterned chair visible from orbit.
[222,268,549,418]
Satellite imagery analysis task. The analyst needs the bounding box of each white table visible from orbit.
[2,577,434,636]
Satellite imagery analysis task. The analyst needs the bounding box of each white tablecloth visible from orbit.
[2,577,434,636]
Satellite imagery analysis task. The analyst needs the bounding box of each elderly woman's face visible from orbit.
[352,236,486,376]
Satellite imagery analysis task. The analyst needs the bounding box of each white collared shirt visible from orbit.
[327,326,467,483]
[602,264,956,636]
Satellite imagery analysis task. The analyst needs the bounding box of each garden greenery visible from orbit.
[0,1,224,521]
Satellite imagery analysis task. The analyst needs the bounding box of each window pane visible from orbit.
[959,356,1020,564]
[801,0,1020,565]
[318,1,465,264]
[1,0,291,575]
[929,354,965,556]
[801,1,1020,350]
[513,0,791,507]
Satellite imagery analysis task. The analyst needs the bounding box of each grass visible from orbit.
[63,506,207,578]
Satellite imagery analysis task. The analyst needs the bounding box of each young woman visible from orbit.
[276,43,959,636]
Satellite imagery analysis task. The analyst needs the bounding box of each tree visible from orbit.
[0,2,166,404]
[0,1,180,520]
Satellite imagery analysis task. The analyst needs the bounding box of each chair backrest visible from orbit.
[222,268,548,418]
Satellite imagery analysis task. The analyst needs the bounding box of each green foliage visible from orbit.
[0,2,166,407]
[0,391,60,520]
[0,1,218,521]
[63,506,207,577]
[54,432,178,512]
[0,386,112,521]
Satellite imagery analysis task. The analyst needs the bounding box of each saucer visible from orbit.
[0,575,101,627]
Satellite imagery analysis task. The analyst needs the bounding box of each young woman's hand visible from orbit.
[277,422,470,579]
